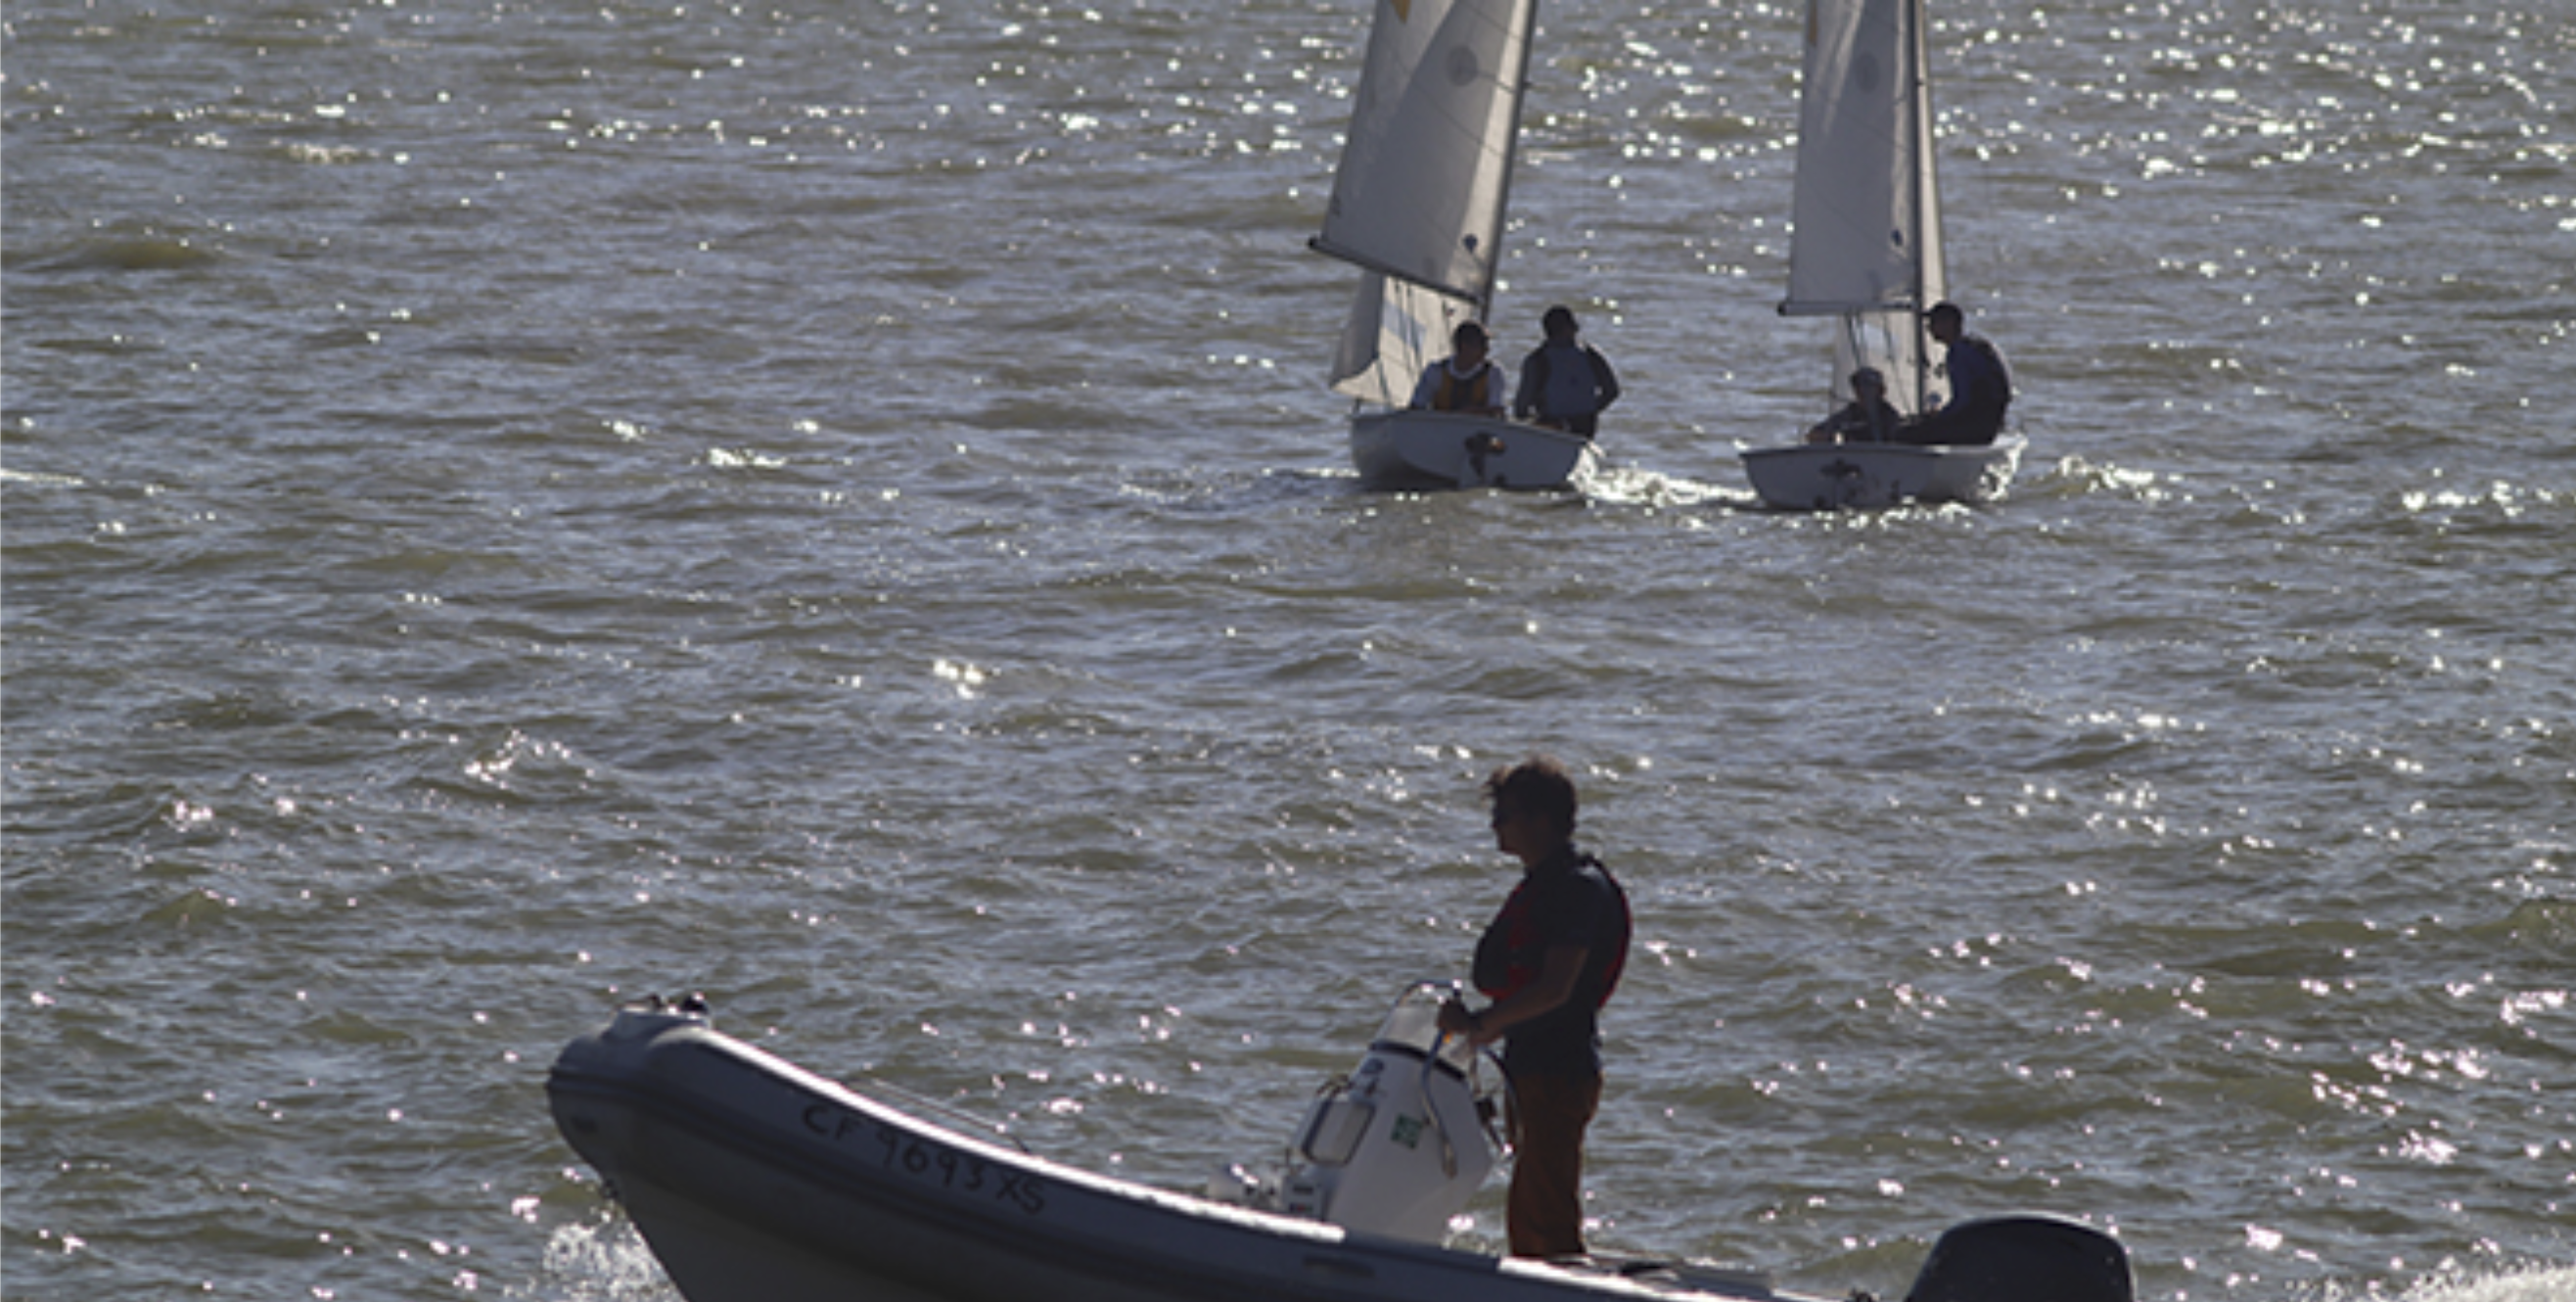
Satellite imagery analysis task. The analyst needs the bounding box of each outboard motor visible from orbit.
[1904,1215,2134,1302]
[1214,983,1498,1242]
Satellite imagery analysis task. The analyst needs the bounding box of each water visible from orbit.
[4,0,2572,1298]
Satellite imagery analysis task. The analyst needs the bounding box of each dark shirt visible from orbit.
[1511,343,1621,438]
[1472,847,1631,1079]
[1899,334,2013,445]
[1940,333,2012,427]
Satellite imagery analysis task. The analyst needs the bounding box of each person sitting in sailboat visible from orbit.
[1409,320,1508,416]
[1894,302,2013,445]
[1512,305,1621,438]
[1804,366,1903,444]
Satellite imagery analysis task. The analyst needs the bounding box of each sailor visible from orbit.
[1511,305,1621,437]
[1410,321,1508,416]
[1894,301,2012,445]
[1437,756,1632,1260]
[1805,367,1903,443]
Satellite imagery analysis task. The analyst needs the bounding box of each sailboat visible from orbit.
[1311,0,1598,491]
[1738,0,2025,510]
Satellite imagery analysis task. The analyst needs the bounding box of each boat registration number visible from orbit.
[804,1103,1049,1215]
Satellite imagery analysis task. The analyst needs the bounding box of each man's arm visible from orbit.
[1464,943,1587,1045]
[1513,352,1541,418]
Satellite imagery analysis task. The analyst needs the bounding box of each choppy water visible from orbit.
[5,0,2572,1298]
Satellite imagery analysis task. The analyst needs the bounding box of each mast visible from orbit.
[1903,0,1945,414]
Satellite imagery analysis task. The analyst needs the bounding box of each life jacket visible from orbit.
[1474,854,1631,1009]
[1432,360,1494,411]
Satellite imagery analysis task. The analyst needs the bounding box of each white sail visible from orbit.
[1328,271,1476,405]
[1783,0,1947,414]
[1313,0,1536,308]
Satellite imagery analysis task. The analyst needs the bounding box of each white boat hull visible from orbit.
[1352,409,1598,490]
[1739,433,2024,510]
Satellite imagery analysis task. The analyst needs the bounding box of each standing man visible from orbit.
[1437,756,1632,1260]
[1511,305,1622,437]
[1894,301,2012,445]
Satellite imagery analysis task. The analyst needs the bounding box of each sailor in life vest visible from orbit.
[1410,321,1508,416]
[1435,756,1633,1260]
[1512,305,1621,438]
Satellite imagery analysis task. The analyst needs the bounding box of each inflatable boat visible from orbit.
[546,983,2131,1302]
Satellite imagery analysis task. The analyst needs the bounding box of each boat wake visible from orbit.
[1577,461,1755,510]
[2317,1265,2576,1302]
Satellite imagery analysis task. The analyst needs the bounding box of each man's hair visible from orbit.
[1486,755,1578,836]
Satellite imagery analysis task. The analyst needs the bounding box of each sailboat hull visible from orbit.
[1351,410,1597,490]
[1739,433,2024,510]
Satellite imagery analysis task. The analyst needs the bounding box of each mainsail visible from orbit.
[1314,0,1537,405]
[1781,0,1948,415]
